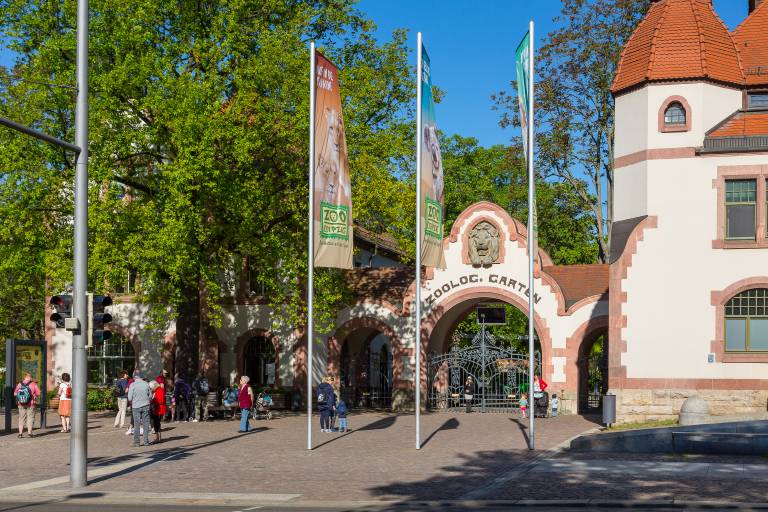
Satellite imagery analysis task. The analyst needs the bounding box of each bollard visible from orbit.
[602,393,616,427]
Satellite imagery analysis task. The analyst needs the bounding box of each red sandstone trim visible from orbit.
[328,316,406,387]
[460,216,507,265]
[557,316,609,396]
[620,378,768,390]
[608,216,659,389]
[712,165,768,249]
[614,147,697,169]
[421,286,554,383]
[710,276,768,363]
[658,95,692,133]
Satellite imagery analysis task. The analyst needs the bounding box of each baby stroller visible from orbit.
[534,391,549,418]
[251,393,273,421]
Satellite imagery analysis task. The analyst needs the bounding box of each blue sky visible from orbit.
[0,1,749,148]
[357,0,749,147]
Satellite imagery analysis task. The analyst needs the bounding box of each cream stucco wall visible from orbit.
[620,152,768,380]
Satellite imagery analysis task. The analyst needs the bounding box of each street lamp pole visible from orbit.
[71,0,89,488]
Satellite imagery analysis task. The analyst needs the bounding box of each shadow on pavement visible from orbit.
[421,417,459,448]
[509,417,530,446]
[358,415,397,431]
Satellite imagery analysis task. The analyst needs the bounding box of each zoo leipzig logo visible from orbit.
[423,273,542,307]
[320,201,349,240]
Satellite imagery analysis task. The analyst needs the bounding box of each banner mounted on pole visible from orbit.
[419,44,446,270]
[515,31,531,160]
[313,51,353,269]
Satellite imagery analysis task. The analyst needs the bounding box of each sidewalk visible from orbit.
[1,410,767,507]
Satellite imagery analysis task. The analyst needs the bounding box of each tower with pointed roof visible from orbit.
[609,0,768,423]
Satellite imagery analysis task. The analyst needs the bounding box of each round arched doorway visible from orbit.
[242,335,277,388]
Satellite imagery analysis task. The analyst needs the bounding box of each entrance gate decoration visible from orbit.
[428,330,540,413]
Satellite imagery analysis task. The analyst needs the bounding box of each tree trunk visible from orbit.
[175,283,201,382]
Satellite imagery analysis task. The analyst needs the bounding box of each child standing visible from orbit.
[519,393,529,419]
[58,373,72,433]
[551,394,560,417]
[336,399,349,432]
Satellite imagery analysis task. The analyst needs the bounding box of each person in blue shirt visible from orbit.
[317,376,336,433]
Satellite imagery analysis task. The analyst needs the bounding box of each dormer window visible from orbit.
[664,102,686,125]
[658,96,691,133]
[747,93,768,110]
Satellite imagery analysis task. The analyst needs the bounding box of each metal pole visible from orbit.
[415,31,423,450]
[527,20,536,451]
[307,42,316,451]
[0,118,81,154]
[70,0,89,488]
[4,340,14,433]
[481,315,486,413]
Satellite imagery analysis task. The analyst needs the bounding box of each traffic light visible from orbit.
[87,293,113,347]
[50,294,73,329]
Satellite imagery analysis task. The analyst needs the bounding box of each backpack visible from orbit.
[16,383,32,405]
[65,384,72,399]
[113,379,126,398]
[196,378,210,395]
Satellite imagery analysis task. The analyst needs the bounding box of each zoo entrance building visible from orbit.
[46,0,768,423]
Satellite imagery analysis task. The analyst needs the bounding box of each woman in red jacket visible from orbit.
[149,380,166,444]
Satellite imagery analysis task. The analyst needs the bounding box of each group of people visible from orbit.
[12,372,72,438]
[461,375,560,418]
[317,376,349,433]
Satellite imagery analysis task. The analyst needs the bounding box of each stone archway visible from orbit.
[234,328,281,388]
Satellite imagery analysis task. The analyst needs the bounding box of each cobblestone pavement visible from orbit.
[1,410,767,506]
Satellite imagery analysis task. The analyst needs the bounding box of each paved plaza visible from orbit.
[1,411,768,509]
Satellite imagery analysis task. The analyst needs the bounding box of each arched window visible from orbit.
[664,102,686,125]
[87,335,136,385]
[725,288,768,352]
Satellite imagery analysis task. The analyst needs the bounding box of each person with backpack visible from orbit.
[57,372,72,433]
[14,373,41,438]
[173,375,192,422]
[336,398,349,432]
[317,376,336,433]
[114,370,130,428]
[192,372,210,422]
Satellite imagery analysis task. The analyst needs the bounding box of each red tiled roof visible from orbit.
[344,267,414,308]
[707,110,768,137]
[732,0,768,86]
[612,0,745,94]
[542,265,609,307]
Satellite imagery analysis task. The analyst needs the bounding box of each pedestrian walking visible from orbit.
[519,393,529,419]
[192,372,210,422]
[127,370,152,447]
[149,380,166,444]
[58,373,72,433]
[317,376,336,433]
[114,370,130,428]
[464,376,475,413]
[14,373,41,438]
[238,375,253,433]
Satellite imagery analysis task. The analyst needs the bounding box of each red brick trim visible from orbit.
[421,286,554,383]
[233,328,280,387]
[608,216,658,389]
[712,165,768,249]
[658,95,692,133]
[614,147,697,169]
[710,276,768,363]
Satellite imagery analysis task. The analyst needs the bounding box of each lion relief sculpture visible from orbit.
[468,221,500,266]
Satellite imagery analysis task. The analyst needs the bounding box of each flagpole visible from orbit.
[307,42,316,451]
[415,31,423,450]
[526,20,536,451]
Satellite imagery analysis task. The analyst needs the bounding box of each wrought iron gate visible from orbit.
[428,330,540,413]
